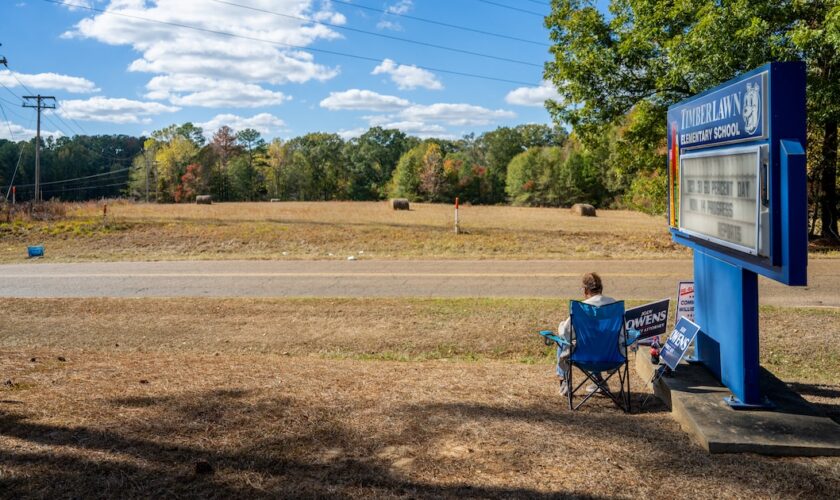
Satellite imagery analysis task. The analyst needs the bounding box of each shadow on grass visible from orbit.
[1,383,838,498]
[786,382,840,423]
[0,389,605,499]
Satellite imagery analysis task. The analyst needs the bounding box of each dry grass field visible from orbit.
[1,297,838,498]
[0,201,689,262]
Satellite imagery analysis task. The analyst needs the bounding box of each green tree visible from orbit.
[263,138,290,199]
[285,133,347,200]
[544,0,840,238]
[344,127,412,200]
[234,128,265,201]
[152,135,197,202]
[390,142,431,200]
[419,142,445,201]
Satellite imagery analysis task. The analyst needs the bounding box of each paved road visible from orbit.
[0,259,838,307]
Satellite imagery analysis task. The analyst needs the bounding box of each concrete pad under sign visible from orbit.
[635,354,840,456]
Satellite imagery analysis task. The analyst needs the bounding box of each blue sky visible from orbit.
[0,0,584,142]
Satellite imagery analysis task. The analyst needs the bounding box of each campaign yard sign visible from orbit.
[660,318,701,370]
[624,299,670,340]
[676,281,695,323]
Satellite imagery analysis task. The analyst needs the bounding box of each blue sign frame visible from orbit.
[665,62,807,406]
[668,62,807,286]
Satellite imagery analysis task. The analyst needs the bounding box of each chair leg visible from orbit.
[567,369,573,410]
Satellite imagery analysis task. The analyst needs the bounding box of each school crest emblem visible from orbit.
[742,83,760,135]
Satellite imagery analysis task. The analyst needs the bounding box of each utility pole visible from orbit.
[22,95,56,202]
[145,152,150,202]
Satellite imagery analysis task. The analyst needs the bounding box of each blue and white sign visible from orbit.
[624,298,670,340]
[660,318,701,371]
[667,72,767,151]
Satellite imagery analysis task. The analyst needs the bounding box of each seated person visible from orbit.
[556,272,624,396]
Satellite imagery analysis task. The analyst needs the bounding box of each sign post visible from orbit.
[666,62,807,408]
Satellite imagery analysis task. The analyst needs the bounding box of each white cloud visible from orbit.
[64,0,342,107]
[386,0,413,15]
[398,103,515,126]
[505,81,561,107]
[145,76,289,108]
[320,89,411,111]
[0,121,63,141]
[375,120,452,139]
[58,97,179,124]
[325,88,516,138]
[336,127,369,140]
[372,59,442,90]
[363,103,515,138]
[376,20,402,31]
[197,113,286,137]
[59,0,92,10]
[0,69,99,94]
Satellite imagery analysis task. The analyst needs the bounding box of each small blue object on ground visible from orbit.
[27,245,44,258]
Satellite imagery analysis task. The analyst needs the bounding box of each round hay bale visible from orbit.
[195,195,212,205]
[270,198,281,202]
[570,203,596,217]
[391,198,410,210]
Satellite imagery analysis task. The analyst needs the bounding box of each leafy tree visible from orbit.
[263,138,290,199]
[211,125,240,201]
[506,147,556,206]
[175,163,202,203]
[344,127,411,200]
[228,154,255,201]
[390,142,430,200]
[235,129,265,201]
[545,0,840,238]
[286,133,347,200]
[419,142,445,201]
[152,135,197,202]
[475,126,524,203]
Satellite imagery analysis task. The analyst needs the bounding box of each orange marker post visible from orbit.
[454,197,460,234]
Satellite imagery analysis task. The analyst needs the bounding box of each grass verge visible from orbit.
[0,297,838,498]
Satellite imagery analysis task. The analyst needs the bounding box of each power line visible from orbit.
[8,69,35,96]
[3,145,26,201]
[57,102,88,135]
[209,0,541,68]
[13,165,132,188]
[41,180,129,195]
[0,101,17,140]
[477,0,546,17]
[0,81,23,103]
[330,0,548,47]
[2,70,89,136]
[44,106,84,137]
[43,0,539,86]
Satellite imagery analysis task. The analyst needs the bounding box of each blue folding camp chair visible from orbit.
[540,301,633,412]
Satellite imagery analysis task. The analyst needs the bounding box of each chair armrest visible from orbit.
[625,328,642,347]
[539,330,570,346]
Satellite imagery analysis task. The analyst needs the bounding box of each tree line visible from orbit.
[5,122,631,208]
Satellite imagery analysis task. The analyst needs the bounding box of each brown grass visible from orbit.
[0,201,689,263]
[0,298,838,497]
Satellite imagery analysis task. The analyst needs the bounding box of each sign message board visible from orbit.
[667,71,768,228]
[679,146,768,255]
[660,318,701,371]
[676,282,694,323]
[624,299,670,340]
